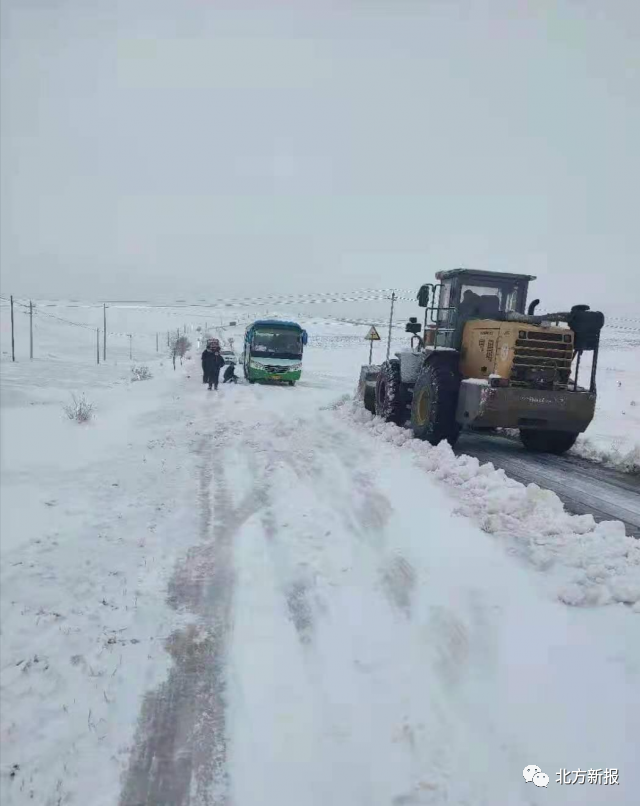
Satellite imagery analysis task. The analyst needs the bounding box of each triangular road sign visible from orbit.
[364,325,381,341]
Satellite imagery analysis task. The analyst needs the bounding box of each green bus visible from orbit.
[243,320,308,385]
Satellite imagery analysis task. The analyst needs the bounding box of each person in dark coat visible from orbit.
[223,362,237,384]
[201,344,225,390]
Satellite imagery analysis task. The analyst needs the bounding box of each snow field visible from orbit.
[1,362,203,805]
[1,306,639,805]
[569,333,640,473]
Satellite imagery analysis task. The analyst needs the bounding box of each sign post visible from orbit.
[387,292,396,360]
[10,295,15,362]
[364,325,381,364]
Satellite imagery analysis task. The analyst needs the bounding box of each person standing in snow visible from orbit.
[201,342,225,390]
[202,338,214,383]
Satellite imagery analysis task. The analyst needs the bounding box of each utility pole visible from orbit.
[156,333,159,352]
[103,304,107,361]
[386,292,396,360]
[167,331,170,347]
[10,295,15,361]
[129,334,132,360]
[29,301,34,359]
[97,329,100,364]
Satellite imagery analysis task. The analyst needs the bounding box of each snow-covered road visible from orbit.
[2,332,639,805]
[116,372,638,806]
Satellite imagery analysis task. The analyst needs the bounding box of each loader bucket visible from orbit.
[358,365,380,413]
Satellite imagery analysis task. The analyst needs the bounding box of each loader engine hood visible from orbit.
[495,305,605,352]
[460,320,575,390]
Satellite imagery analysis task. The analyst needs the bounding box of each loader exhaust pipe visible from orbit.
[527,299,540,315]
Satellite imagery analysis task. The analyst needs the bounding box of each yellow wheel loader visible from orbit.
[358,269,605,455]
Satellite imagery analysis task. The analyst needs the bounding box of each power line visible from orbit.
[4,294,636,340]
[4,291,396,308]
[6,288,408,311]
[1,295,97,330]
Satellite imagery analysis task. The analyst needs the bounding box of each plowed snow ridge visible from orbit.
[340,400,640,610]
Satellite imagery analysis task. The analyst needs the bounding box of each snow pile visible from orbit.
[340,399,640,609]
[463,377,489,386]
[571,435,640,475]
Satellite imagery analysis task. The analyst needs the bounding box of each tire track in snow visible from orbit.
[227,408,511,803]
[246,415,416,642]
[255,457,317,647]
[380,554,417,617]
[245,421,455,803]
[119,429,261,806]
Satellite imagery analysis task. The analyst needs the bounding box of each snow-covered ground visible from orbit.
[1,303,639,805]
[569,327,640,473]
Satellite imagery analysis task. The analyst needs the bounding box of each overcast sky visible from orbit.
[1,0,638,314]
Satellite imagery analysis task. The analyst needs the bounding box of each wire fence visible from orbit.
[0,289,409,364]
[2,291,639,366]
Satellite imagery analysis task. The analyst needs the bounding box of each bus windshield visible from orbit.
[251,329,303,359]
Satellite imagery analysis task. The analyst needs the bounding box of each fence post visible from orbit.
[167,331,170,347]
[97,328,100,364]
[156,333,159,352]
[103,304,107,361]
[10,295,15,361]
[129,334,132,360]
[30,301,34,359]
[386,292,396,360]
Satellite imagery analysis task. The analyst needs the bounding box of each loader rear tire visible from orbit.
[410,362,461,446]
[375,359,407,425]
[520,429,578,455]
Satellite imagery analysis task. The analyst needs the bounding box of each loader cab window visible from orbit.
[437,281,453,325]
[458,285,502,320]
[460,284,502,308]
[505,287,518,312]
[438,281,452,311]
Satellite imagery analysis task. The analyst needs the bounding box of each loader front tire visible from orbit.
[520,429,578,455]
[410,362,461,446]
[374,359,407,425]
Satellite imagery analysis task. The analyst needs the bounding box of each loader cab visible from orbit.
[418,269,535,349]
